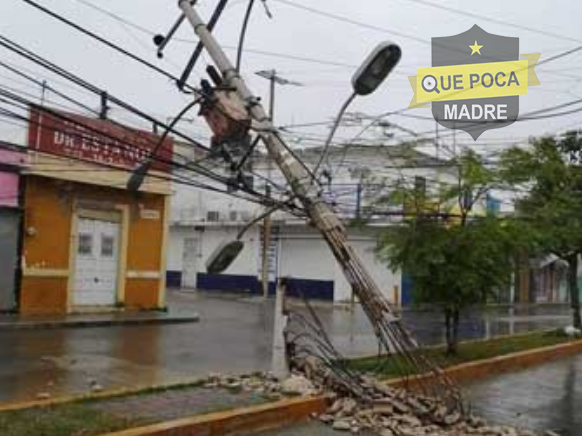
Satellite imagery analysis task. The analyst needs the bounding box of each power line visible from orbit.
[68,0,362,70]
[0,134,303,214]
[65,0,582,81]
[0,59,97,115]
[0,105,301,212]
[402,0,582,45]
[65,0,582,86]
[271,0,582,84]
[20,0,198,92]
[0,34,211,152]
[324,98,582,179]
[0,90,228,189]
[0,82,94,116]
[279,92,582,147]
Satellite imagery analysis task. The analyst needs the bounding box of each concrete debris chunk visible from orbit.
[332,420,352,431]
[339,398,358,416]
[372,405,393,416]
[443,411,461,426]
[564,325,581,337]
[280,374,315,395]
[390,398,410,414]
[90,383,104,393]
[318,414,335,424]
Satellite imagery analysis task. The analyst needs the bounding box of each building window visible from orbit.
[78,234,93,256]
[207,210,220,222]
[101,235,114,257]
[414,176,426,195]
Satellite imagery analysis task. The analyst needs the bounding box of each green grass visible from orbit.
[0,378,274,436]
[348,329,576,379]
[0,403,141,436]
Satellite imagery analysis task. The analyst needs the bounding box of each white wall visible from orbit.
[168,223,399,303]
[345,236,401,303]
[168,225,260,279]
[167,227,187,272]
[279,233,342,285]
[276,226,399,303]
[168,144,445,299]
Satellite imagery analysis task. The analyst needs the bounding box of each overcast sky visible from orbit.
[1,0,582,153]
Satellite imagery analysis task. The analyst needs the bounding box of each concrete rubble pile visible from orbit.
[314,388,541,436]
[201,359,548,436]
[291,356,544,436]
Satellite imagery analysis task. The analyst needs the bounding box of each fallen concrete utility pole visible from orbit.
[178,0,459,406]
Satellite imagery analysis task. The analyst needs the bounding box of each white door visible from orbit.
[74,217,120,306]
[182,237,198,289]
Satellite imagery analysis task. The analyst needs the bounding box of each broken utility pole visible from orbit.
[177,0,460,406]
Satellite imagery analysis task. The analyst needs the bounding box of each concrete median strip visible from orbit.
[0,378,205,413]
[92,340,582,436]
[94,396,328,436]
[387,337,582,389]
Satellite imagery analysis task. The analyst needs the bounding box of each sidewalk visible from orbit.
[0,309,199,331]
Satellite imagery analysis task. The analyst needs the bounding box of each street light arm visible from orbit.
[127,97,202,191]
[312,91,357,180]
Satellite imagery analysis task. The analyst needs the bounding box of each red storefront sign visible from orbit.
[28,107,173,173]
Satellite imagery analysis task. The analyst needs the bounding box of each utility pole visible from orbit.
[99,91,109,120]
[34,80,48,149]
[179,0,405,355]
[40,80,47,106]
[271,277,289,378]
[255,69,302,299]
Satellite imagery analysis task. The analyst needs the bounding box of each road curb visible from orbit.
[96,396,328,436]
[0,314,199,331]
[387,337,582,389]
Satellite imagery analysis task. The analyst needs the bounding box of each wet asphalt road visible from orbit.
[465,354,582,436]
[0,290,574,406]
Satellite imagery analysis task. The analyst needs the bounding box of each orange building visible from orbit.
[20,107,173,315]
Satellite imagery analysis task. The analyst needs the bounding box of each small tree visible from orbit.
[376,151,516,354]
[500,132,582,329]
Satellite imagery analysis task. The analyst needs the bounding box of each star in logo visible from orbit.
[469,40,483,56]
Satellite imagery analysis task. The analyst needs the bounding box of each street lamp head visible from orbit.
[206,240,245,274]
[352,42,402,96]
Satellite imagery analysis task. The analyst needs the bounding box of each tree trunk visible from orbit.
[451,307,460,353]
[444,307,459,355]
[567,254,582,329]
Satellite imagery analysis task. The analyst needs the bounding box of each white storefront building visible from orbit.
[167,142,460,303]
